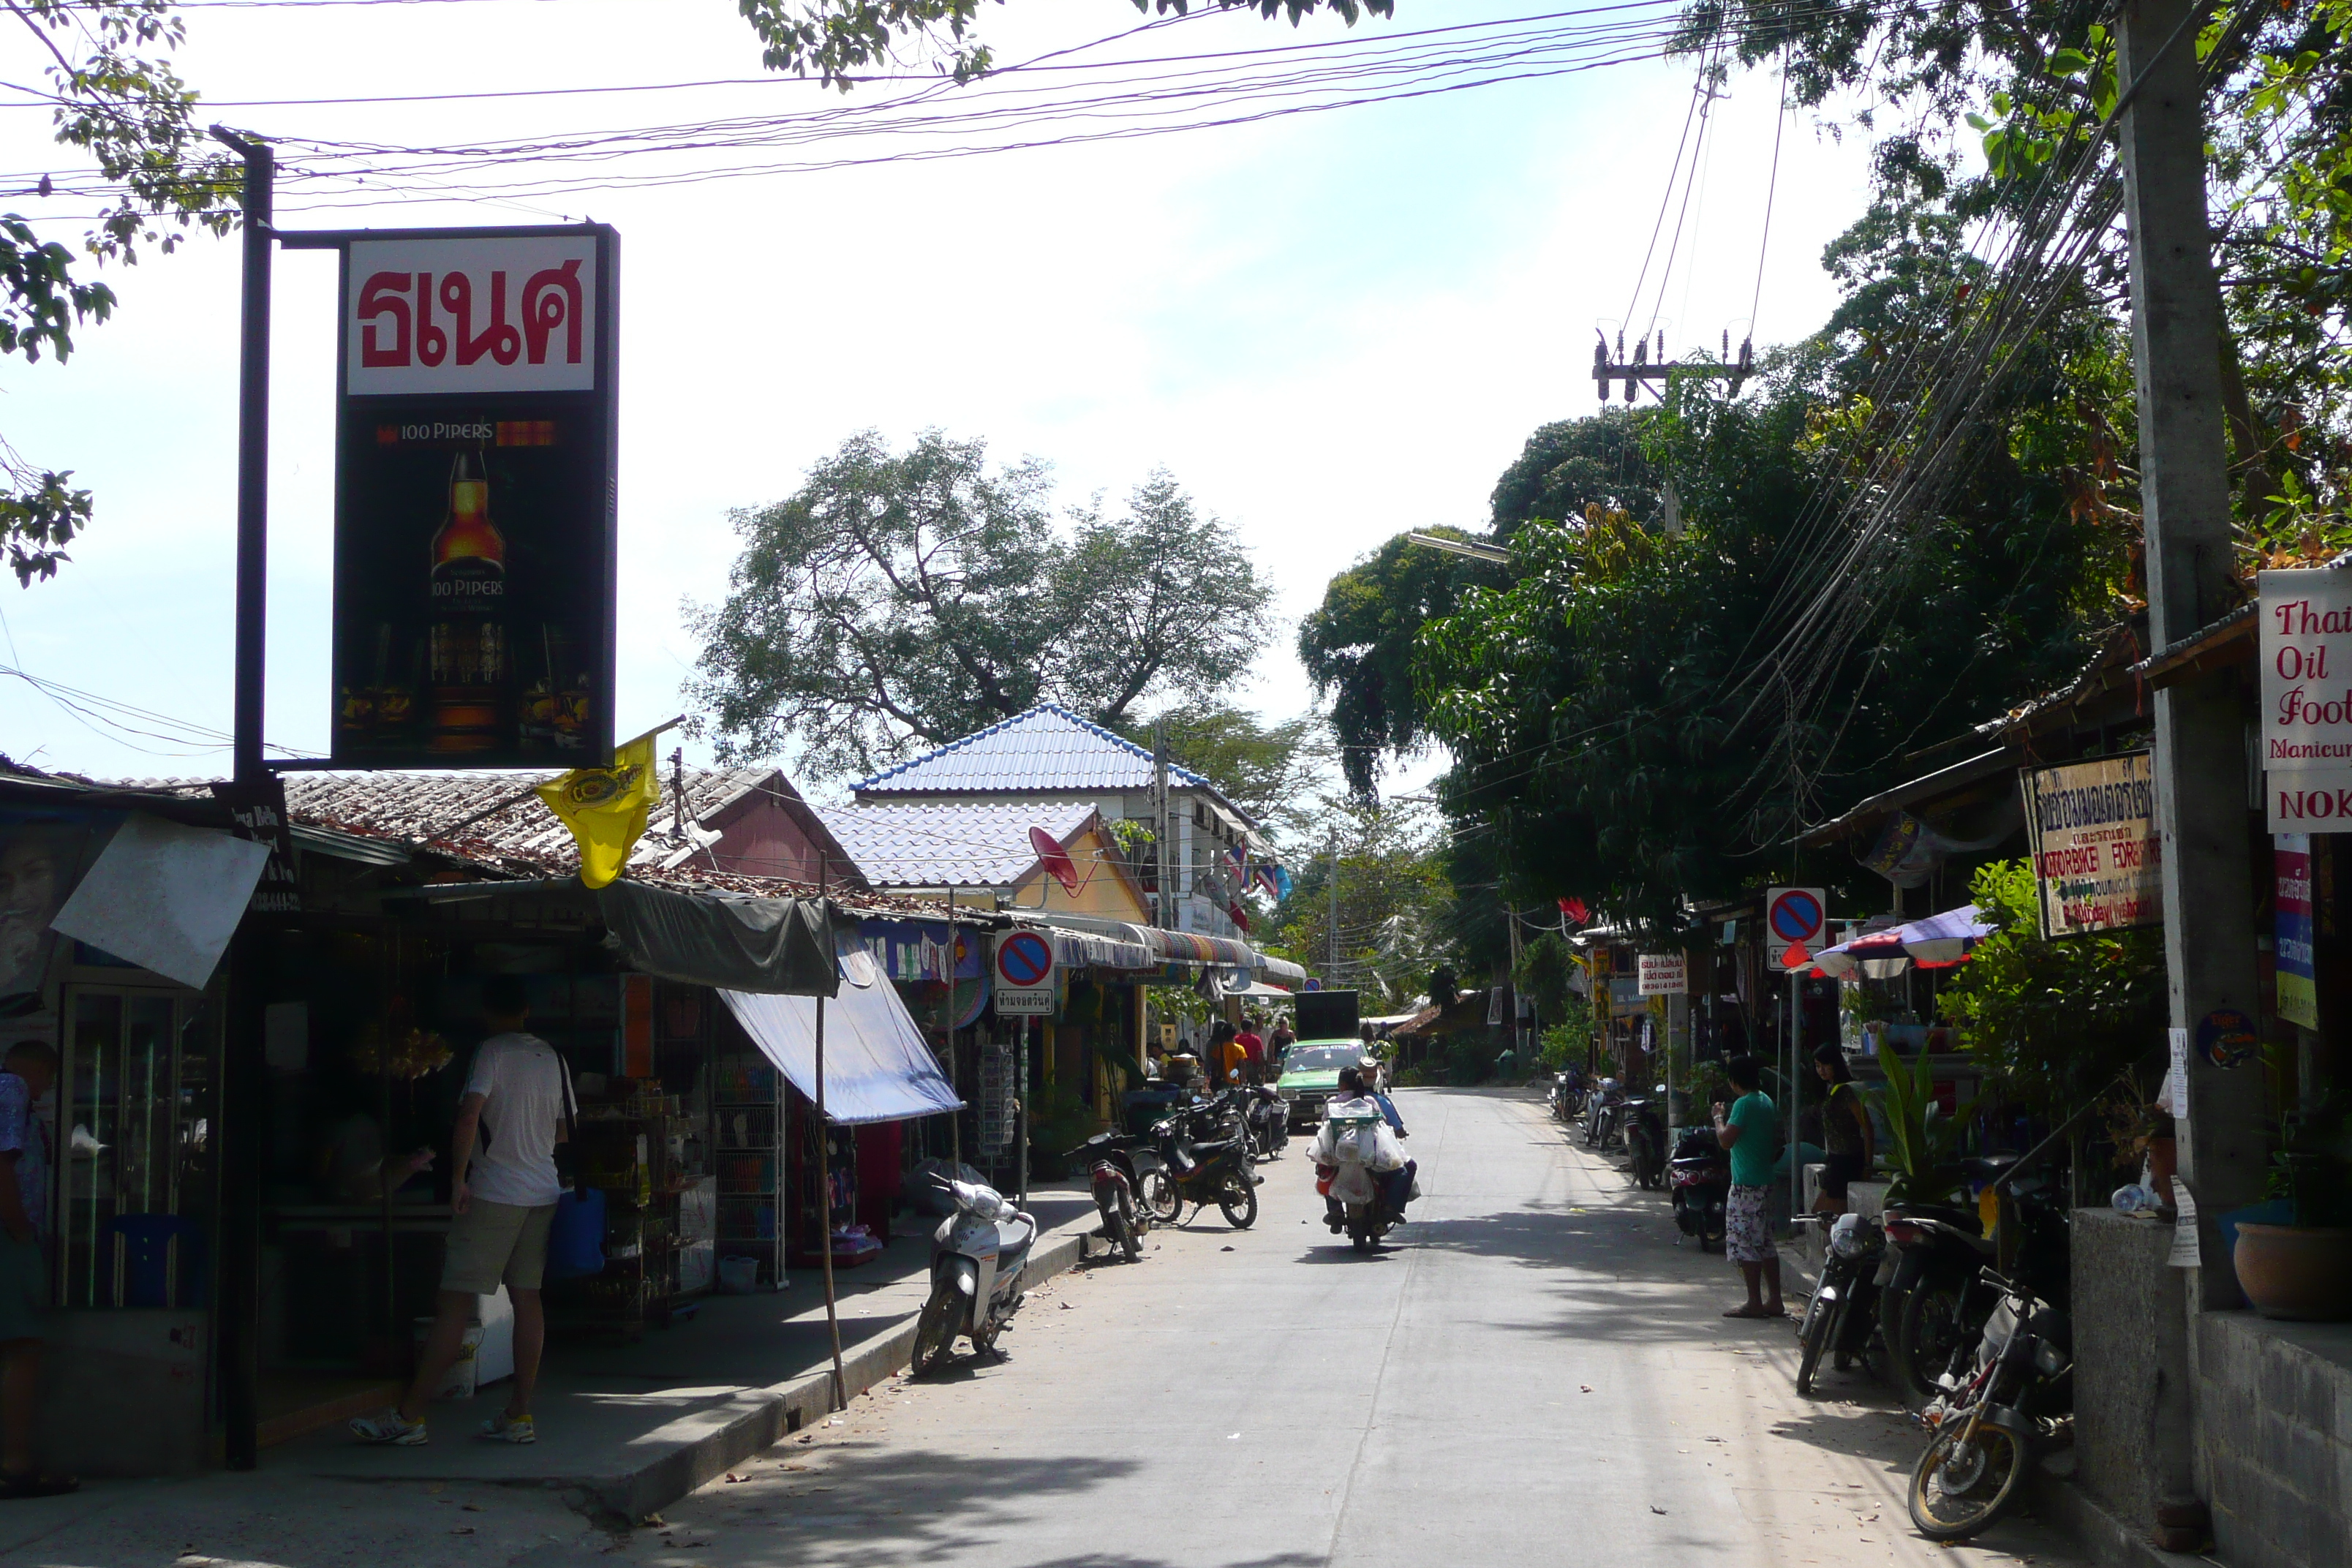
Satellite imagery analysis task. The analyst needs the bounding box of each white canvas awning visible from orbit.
[719,951,962,1125]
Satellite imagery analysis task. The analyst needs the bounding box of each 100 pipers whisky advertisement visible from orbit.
[329,227,618,768]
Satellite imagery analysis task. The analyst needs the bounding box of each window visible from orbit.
[59,988,214,1309]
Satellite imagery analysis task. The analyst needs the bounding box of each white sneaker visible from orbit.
[348,1407,427,1446]
[477,1413,536,1444]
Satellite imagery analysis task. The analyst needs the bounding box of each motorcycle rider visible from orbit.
[1324,1066,1414,1227]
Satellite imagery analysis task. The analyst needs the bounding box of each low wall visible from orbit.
[2195,1309,2352,1568]
[2070,1208,2192,1537]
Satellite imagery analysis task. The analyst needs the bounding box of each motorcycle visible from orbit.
[1668,1128,1729,1251]
[1237,1081,1289,1161]
[1316,1107,1411,1254]
[1063,1129,1166,1263]
[1150,1111,1263,1229]
[1548,1069,1588,1123]
[1796,1211,1886,1396]
[1885,1158,2073,1401]
[1907,1269,2073,1540]
[1622,1087,1667,1189]
[910,1180,1038,1375]
[1583,1078,1625,1148]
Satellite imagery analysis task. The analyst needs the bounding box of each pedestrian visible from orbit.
[1235,1015,1266,1083]
[1713,1054,1784,1319]
[0,1040,67,1498]
[1268,1015,1295,1064]
[1210,1022,1247,1088]
[351,974,568,1447]
[1812,1044,1873,1215]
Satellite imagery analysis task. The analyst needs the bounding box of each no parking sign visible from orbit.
[992,929,1058,1016]
[1764,886,1826,969]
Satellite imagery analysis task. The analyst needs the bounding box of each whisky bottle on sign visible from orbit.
[426,452,507,753]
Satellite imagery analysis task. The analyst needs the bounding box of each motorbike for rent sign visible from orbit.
[992,929,1058,1016]
[326,225,619,767]
[2259,567,2352,829]
[2021,751,2161,936]
[1636,952,1686,995]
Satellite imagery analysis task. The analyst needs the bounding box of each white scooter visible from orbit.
[910,1180,1038,1375]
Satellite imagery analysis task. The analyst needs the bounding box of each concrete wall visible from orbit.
[2070,1209,2192,1534]
[2195,1310,2352,1568]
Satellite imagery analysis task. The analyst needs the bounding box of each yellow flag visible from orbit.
[538,731,661,890]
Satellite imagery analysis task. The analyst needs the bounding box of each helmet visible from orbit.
[1359,1057,1381,1074]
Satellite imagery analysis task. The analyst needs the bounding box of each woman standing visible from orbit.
[1813,1044,1874,1215]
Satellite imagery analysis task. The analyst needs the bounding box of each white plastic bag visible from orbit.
[1368,1122,1406,1174]
[1330,1163,1376,1204]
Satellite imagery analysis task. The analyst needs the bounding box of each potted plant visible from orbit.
[1874,1038,1973,1207]
[2233,1090,2352,1321]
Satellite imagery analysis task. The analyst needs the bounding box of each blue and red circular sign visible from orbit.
[1767,889,1824,944]
[995,930,1055,987]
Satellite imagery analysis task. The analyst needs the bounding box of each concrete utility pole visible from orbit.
[1327,834,1341,981]
[2115,0,2267,1300]
[1153,724,1171,929]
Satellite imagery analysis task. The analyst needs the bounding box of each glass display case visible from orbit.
[59,987,214,1310]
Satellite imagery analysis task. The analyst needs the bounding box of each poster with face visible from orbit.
[0,812,114,1014]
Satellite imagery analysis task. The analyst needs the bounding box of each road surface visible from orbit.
[615,1086,2084,1568]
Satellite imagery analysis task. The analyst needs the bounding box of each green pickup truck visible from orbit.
[1275,1039,1369,1130]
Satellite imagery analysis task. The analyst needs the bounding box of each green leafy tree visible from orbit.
[1937,858,2165,1118]
[1269,795,1455,1008]
[690,429,1270,777]
[1117,700,1335,845]
[736,0,1393,87]
[1,0,238,584]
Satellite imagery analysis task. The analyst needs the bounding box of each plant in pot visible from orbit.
[2233,1086,2352,1322]
[1873,1037,1974,1207]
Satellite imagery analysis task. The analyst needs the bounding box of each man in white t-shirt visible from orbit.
[352,974,568,1447]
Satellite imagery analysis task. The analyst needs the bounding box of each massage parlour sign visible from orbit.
[2259,568,2352,829]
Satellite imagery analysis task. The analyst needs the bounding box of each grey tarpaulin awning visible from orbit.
[719,951,962,1124]
[596,880,843,995]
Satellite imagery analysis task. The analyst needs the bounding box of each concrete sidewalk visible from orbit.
[0,1186,1102,1563]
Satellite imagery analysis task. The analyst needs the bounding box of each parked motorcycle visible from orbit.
[1623,1087,1667,1189]
[1149,1111,1263,1229]
[911,1180,1038,1374]
[1063,1129,1166,1263]
[1548,1068,1588,1123]
[1907,1269,2073,1539]
[1239,1082,1289,1161]
[1583,1078,1625,1148]
[1668,1128,1729,1251]
[1885,1158,2073,1401]
[1796,1210,1886,1396]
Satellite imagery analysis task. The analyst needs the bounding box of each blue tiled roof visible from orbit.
[816,799,1098,888]
[853,703,1222,803]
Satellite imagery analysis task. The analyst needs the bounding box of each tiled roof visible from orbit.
[818,799,1098,888]
[852,704,1230,807]
[115,767,781,878]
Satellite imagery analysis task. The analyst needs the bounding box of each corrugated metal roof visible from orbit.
[852,703,1218,802]
[817,799,1098,888]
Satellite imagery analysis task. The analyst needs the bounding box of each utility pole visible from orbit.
[1327,833,1340,982]
[213,126,271,1474]
[1153,723,1171,929]
[2115,0,2266,1301]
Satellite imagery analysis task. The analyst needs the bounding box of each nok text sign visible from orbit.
[2259,568,2352,829]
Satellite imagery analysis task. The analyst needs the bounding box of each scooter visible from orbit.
[1548,1069,1588,1123]
[1237,1081,1289,1161]
[1316,1108,1411,1254]
[1150,1112,1263,1229]
[1623,1088,1667,1189]
[1063,1129,1161,1263]
[909,1180,1038,1375]
[1668,1128,1729,1251]
[1584,1079,1625,1148]
[1797,1211,1886,1396]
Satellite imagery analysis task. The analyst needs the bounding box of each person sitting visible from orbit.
[1324,1067,1415,1229]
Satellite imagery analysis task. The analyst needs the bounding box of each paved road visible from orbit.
[617,1087,2085,1568]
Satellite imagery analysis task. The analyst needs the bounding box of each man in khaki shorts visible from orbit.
[352,975,568,1447]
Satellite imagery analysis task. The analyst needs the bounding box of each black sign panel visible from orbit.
[328,225,618,767]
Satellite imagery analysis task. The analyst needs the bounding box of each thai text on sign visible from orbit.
[1636,953,1686,996]
[2022,751,2161,936]
[2259,568,2352,828]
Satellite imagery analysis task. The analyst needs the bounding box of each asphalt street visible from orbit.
[614,1085,2088,1568]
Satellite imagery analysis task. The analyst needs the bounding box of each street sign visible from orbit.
[1764,886,1825,968]
[992,929,1058,1016]
[326,225,619,768]
[1637,952,1686,996]
[2023,752,2160,935]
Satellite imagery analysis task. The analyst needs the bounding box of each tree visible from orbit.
[736,0,1393,87]
[690,429,1270,777]
[1,1,237,584]
[1117,700,1334,845]
[1266,795,1457,1008]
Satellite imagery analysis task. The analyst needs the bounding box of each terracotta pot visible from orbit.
[2232,1224,2352,1321]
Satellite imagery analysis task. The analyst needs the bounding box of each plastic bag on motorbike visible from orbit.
[1367,1122,1406,1173]
[1330,1163,1377,1204]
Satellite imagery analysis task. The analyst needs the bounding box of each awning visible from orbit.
[1256,954,1308,986]
[1145,927,1256,968]
[1222,980,1292,999]
[597,880,843,995]
[719,951,962,1124]
[1043,923,1156,973]
[1814,905,1995,980]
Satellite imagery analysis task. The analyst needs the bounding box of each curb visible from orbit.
[2029,1472,2204,1568]
[583,1228,1094,1522]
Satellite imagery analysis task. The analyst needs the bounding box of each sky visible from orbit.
[0,0,1875,807]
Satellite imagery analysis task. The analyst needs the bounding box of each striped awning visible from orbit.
[1145,928,1257,968]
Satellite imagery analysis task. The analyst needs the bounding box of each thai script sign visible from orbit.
[1636,952,1686,996]
[2022,752,2161,936]
[328,225,619,769]
[2259,568,2352,827]
[2275,834,2318,1030]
